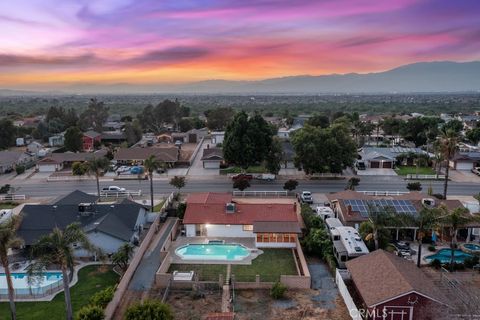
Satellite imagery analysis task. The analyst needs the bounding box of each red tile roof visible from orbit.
[183,193,298,225]
[205,312,235,320]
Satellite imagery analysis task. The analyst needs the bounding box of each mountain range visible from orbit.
[1,61,479,95]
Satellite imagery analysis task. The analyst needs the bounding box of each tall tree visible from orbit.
[144,155,161,212]
[204,107,235,131]
[64,126,84,152]
[362,206,397,250]
[0,216,23,320]
[169,176,186,194]
[112,242,134,274]
[124,121,143,146]
[265,137,283,175]
[438,128,458,199]
[291,124,356,174]
[437,207,480,271]
[466,128,480,145]
[0,119,16,150]
[28,223,98,320]
[79,98,109,132]
[137,99,188,133]
[306,114,330,128]
[223,111,254,168]
[84,157,110,197]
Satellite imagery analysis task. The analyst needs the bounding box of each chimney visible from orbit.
[347,205,353,216]
[225,203,236,214]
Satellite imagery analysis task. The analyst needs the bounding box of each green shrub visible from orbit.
[15,165,25,175]
[0,184,10,194]
[125,300,173,320]
[429,259,442,269]
[270,282,287,299]
[428,245,436,252]
[176,202,187,219]
[89,286,115,308]
[464,256,480,269]
[75,305,104,320]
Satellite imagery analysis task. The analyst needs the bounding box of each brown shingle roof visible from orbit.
[114,147,178,162]
[346,250,449,307]
[50,149,108,163]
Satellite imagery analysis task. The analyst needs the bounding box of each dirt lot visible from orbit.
[166,288,350,320]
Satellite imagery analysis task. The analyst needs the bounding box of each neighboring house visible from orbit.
[101,132,127,145]
[102,121,124,132]
[49,134,65,147]
[211,131,225,145]
[174,128,208,144]
[326,190,465,237]
[37,149,108,172]
[17,191,148,256]
[83,130,102,151]
[346,250,448,320]
[16,138,25,147]
[0,151,35,174]
[27,141,43,155]
[183,193,302,248]
[114,147,179,166]
[201,148,224,169]
[450,152,480,170]
[359,147,430,169]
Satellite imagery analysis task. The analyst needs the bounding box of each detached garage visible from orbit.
[36,157,63,172]
[450,152,480,170]
[366,155,395,169]
[201,148,223,169]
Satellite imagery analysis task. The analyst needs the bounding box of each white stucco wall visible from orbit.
[76,232,127,256]
[186,224,196,237]
[185,224,253,237]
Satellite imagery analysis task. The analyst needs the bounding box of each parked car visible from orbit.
[174,140,183,146]
[355,160,366,170]
[472,167,480,176]
[130,166,144,174]
[231,173,253,181]
[102,186,126,192]
[116,166,130,174]
[156,167,166,174]
[300,191,313,204]
[253,173,275,181]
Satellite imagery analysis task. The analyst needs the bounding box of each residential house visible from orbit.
[211,131,225,145]
[183,193,302,248]
[277,127,299,139]
[326,190,465,239]
[114,147,179,166]
[450,151,480,170]
[359,147,430,169]
[201,148,224,169]
[17,191,148,256]
[0,151,35,174]
[173,128,208,144]
[346,250,448,320]
[101,132,127,145]
[27,141,43,156]
[83,130,102,151]
[48,134,65,147]
[36,149,108,172]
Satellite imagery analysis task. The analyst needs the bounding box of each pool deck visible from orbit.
[169,237,262,265]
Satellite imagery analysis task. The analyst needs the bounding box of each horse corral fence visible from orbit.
[232,190,295,198]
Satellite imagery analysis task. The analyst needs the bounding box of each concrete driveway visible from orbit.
[449,170,480,183]
[186,138,219,176]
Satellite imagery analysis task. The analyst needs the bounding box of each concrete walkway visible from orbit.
[128,218,177,291]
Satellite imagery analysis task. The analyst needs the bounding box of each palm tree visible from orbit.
[437,206,480,271]
[143,155,161,212]
[28,223,99,320]
[363,205,397,250]
[404,207,440,267]
[438,128,458,199]
[0,216,22,320]
[84,157,110,197]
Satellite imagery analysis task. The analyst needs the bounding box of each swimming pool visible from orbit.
[0,272,63,296]
[175,243,250,261]
[425,249,473,264]
[461,243,480,254]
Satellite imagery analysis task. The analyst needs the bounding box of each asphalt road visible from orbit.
[9,175,480,198]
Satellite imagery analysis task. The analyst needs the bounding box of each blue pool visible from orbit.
[425,249,473,264]
[0,272,63,296]
[175,244,250,261]
[463,243,480,251]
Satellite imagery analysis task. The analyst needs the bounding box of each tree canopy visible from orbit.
[204,107,235,130]
[137,99,189,133]
[79,98,109,132]
[64,126,83,152]
[291,124,356,174]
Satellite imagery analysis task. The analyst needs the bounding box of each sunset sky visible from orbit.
[1,0,479,89]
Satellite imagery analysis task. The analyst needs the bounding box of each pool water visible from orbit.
[176,244,250,261]
[0,272,63,295]
[425,249,473,264]
[463,243,480,251]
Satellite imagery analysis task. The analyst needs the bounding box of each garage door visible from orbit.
[456,161,473,171]
[204,161,220,169]
[39,164,57,172]
[382,161,393,168]
[370,161,380,168]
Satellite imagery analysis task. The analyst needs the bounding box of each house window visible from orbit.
[243,225,253,231]
[256,233,296,243]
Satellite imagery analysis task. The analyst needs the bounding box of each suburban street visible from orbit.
[8,175,480,198]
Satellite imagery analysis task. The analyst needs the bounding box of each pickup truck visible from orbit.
[300,191,313,204]
[253,174,276,181]
[102,186,126,192]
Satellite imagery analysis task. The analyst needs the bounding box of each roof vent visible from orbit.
[78,203,94,216]
[225,203,236,214]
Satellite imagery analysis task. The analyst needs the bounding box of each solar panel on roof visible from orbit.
[344,199,418,217]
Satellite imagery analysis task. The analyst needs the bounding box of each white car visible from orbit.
[102,186,126,192]
[472,167,480,176]
[116,166,130,173]
[300,191,313,204]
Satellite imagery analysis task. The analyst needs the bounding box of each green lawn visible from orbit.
[232,249,297,282]
[395,166,436,176]
[168,264,226,282]
[0,265,119,320]
[220,166,266,174]
[0,202,19,209]
[153,199,166,212]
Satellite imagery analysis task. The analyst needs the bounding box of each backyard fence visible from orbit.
[335,269,361,320]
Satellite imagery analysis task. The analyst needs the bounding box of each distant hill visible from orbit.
[2,61,480,94]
